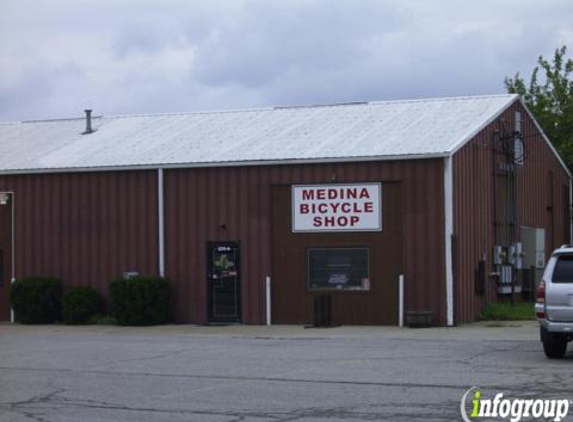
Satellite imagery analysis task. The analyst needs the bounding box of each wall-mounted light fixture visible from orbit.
[0,193,9,205]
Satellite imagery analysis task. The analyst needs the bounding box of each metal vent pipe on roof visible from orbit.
[82,109,94,134]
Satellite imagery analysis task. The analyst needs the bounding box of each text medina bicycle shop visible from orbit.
[0,94,570,326]
[292,185,381,230]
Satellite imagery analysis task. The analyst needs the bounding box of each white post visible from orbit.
[568,179,573,243]
[444,156,455,327]
[266,276,271,326]
[398,274,404,328]
[3,191,16,323]
[157,169,165,277]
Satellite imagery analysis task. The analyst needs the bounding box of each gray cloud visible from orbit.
[0,0,571,121]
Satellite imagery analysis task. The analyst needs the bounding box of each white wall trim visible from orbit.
[444,157,455,326]
[448,95,519,156]
[569,179,573,244]
[266,276,271,326]
[1,191,16,322]
[398,274,405,328]
[157,169,165,277]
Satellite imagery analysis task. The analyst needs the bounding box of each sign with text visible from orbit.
[292,183,382,232]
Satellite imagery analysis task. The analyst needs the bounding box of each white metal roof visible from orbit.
[0,94,521,174]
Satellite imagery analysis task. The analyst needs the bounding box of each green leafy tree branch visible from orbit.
[505,46,573,170]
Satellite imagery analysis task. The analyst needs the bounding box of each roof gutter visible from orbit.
[448,94,520,156]
[448,95,571,179]
[0,153,450,176]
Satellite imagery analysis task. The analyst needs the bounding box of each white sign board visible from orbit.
[292,183,382,232]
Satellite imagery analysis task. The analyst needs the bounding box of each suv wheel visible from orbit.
[543,337,568,359]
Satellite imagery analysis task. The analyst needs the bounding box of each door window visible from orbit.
[208,242,240,322]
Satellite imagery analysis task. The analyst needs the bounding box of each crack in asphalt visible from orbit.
[4,384,67,422]
[2,363,571,397]
[0,364,549,393]
[1,330,570,422]
[1,390,463,422]
[109,347,194,365]
[1,362,570,422]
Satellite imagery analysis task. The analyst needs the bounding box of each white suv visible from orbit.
[535,245,573,358]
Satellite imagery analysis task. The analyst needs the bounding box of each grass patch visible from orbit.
[88,315,117,325]
[478,302,535,321]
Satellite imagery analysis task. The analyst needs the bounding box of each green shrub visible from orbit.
[10,277,63,323]
[62,286,104,324]
[109,276,171,326]
[478,302,535,321]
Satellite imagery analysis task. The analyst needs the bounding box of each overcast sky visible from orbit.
[1,0,571,121]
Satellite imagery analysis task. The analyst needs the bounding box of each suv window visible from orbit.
[552,254,573,283]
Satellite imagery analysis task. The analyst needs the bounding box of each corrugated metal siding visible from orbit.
[165,159,446,324]
[270,183,402,324]
[0,171,158,300]
[518,105,570,247]
[453,102,570,323]
[0,160,445,324]
[453,128,493,323]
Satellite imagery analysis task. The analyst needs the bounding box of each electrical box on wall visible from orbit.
[493,245,505,265]
[511,242,523,270]
[521,227,546,269]
[508,244,515,266]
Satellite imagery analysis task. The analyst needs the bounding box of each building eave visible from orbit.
[0,153,450,176]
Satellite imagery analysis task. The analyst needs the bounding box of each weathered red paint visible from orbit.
[0,171,158,311]
[453,102,570,323]
[0,101,568,325]
[164,159,446,324]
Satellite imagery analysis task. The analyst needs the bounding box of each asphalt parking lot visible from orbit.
[0,322,571,422]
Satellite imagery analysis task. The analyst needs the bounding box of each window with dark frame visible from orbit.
[307,247,370,291]
[552,255,573,284]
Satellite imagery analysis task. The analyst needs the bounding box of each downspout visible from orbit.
[9,192,15,323]
[1,191,17,322]
[444,157,455,326]
[157,169,165,277]
[570,178,572,244]
[10,192,15,283]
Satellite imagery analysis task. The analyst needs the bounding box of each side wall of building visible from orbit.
[0,160,446,324]
[163,159,446,324]
[0,171,159,312]
[453,101,571,323]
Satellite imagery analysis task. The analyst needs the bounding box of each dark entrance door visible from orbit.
[207,242,240,323]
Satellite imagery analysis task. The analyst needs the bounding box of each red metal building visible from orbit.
[0,95,570,325]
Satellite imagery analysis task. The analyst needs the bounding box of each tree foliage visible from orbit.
[505,46,573,169]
